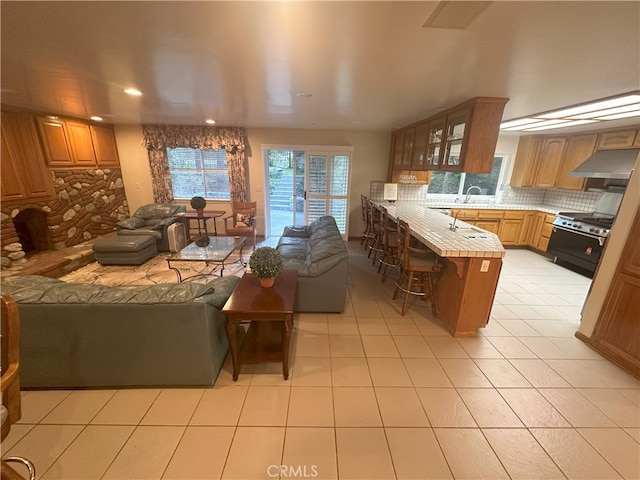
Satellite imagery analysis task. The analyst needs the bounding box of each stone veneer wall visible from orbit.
[0,168,130,268]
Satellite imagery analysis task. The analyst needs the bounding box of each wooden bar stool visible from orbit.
[377,206,398,282]
[360,194,375,250]
[393,219,441,316]
[367,200,384,264]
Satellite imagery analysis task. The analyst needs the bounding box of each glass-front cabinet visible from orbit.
[401,128,415,168]
[426,117,445,169]
[410,122,429,170]
[442,108,470,170]
[388,97,508,180]
[392,130,405,168]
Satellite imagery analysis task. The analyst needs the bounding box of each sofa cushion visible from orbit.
[134,203,182,220]
[282,225,310,237]
[2,275,240,307]
[117,217,146,230]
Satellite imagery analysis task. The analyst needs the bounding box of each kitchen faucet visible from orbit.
[464,185,482,203]
[449,210,467,231]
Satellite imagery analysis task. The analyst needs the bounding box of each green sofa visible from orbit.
[276,215,349,313]
[2,275,239,388]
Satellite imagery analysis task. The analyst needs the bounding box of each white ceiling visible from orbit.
[2,1,639,133]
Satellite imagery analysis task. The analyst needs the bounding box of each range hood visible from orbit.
[570,148,639,179]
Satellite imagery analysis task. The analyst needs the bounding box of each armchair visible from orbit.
[116,203,186,252]
[224,201,257,249]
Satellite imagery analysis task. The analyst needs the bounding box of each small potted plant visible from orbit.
[249,246,284,288]
[190,196,207,215]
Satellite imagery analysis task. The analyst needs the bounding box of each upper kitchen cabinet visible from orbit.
[1,109,55,203]
[389,97,508,180]
[426,116,446,169]
[410,122,429,170]
[555,133,598,190]
[37,116,120,168]
[596,129,638,150]
[533,137,567,188]
[511,136,544,187]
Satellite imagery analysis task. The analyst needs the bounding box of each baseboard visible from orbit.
[575,331,640,379]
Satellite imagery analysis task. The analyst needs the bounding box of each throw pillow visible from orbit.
[235,213,252,227]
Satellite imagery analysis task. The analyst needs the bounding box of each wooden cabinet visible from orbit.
[410,122,429,170]
[534,137,567,188]
[532,213,555,252]
[389,97,508,180]
[426,116,445,169]
[555,134,598,191]
[511,136,544,187]
[597,129,638,150]
[498,211,525,245]
[1,110,55,203]
[37,118,73,166]
[90,125,120,166]
[37,116,119,168]
[587,206,640,377]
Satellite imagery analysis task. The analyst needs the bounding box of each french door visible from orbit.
[264,146,351,239]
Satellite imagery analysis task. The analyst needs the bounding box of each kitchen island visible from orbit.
[376,201,505,337]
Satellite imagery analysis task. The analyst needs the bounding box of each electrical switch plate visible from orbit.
[480,260,490,272]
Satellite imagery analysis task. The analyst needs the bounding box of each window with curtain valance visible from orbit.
[141,125,248,203]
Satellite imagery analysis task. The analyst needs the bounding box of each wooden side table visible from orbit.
[176,210,226,238]
[222,270,298,380]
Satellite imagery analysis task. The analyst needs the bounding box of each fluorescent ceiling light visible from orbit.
[567,103,640,119]
[523,119,599,131]
[90,116,103,121]
[205,119,216,124]
[594,110,640,120]
[124,88,142,96]
[499,118,544,129]
[539,94,640,119]
[503,119,569,131]
[500,91,640,132]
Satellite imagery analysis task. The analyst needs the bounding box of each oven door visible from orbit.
[547,225,603,272]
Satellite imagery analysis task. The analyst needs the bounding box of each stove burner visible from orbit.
[557,212,614,229]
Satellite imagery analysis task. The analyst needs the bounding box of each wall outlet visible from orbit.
[480,260,490,272]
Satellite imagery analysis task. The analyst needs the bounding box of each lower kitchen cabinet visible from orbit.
[498,211,525,245]
[582,206,640,377]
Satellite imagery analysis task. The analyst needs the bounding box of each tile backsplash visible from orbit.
[370,181,602,212]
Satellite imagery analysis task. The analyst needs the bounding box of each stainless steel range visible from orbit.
[547,193,623,276]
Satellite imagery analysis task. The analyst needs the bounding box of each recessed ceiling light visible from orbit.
[124,88,142,96]
[296,92,312,97]
[205,119,216,125]
[90,116,103,121]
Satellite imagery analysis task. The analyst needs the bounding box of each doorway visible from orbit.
[263,146,351,239]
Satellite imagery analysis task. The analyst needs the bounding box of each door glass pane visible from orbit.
[330,155,349,196]
[308,155,327,195]
[330,199,347,233]
[307,198,326,223]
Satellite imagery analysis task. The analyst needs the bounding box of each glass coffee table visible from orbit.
[167,236,246,282]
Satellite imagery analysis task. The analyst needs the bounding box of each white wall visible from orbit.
[113,126,391,237]
[578,154,640,337]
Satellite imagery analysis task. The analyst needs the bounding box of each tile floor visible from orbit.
[3,242,640,479]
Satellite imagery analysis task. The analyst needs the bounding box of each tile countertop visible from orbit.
[421,203,570,214]
[375,202,506,259]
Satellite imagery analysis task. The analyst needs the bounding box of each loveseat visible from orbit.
[116,203,186,252]
[1,275,240,388]
[276,216,348,313]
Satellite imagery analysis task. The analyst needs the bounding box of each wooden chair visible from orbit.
[367,200,384,264]
[377,206,398,282]
[393,220,441,316]
[360,195,375,250]
[1,295,36,480]
[223,201,257,249]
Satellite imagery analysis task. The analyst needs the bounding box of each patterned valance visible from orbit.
[142,124,246,151]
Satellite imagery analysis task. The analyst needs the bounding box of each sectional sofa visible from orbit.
[276,215,349,313]
[2,275,239,388]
